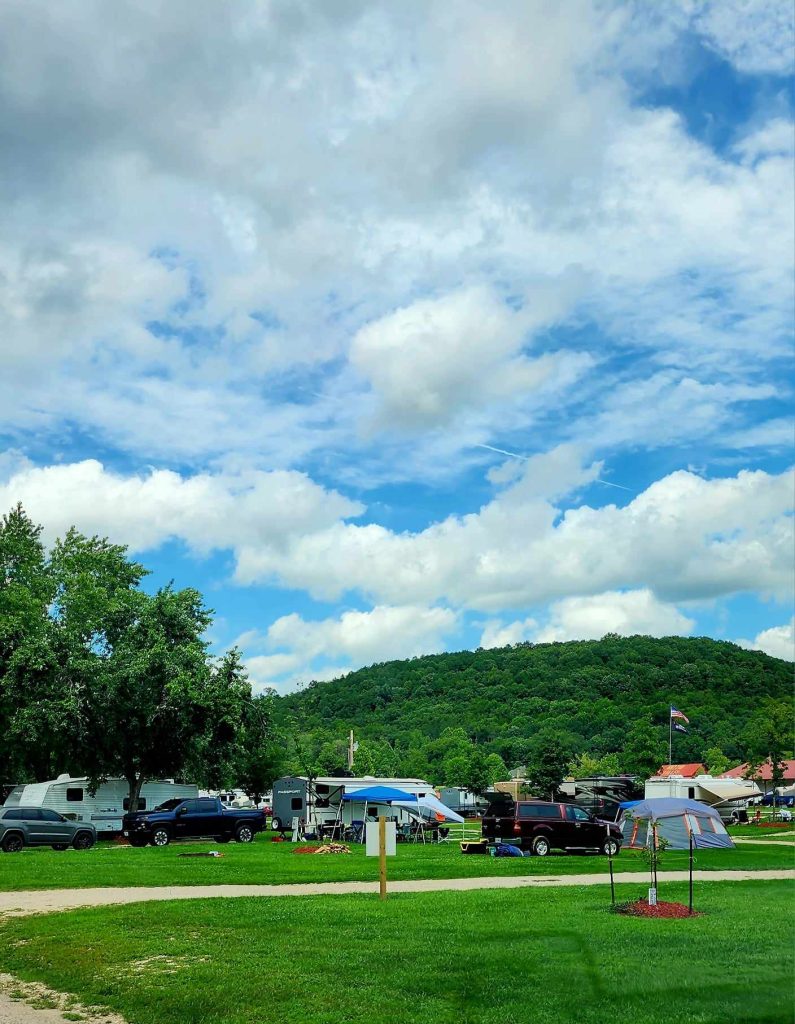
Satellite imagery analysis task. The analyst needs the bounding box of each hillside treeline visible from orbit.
[276,635,793,785]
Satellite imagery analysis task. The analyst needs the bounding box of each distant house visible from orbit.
[721,759,795,795]
[655,763,706,778]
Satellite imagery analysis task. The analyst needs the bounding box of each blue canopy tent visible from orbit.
[333,786,417,842]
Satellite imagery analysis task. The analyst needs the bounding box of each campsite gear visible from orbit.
[620,798,735,850]
[494,843,525,857]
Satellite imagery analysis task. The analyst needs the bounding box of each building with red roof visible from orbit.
[721,759,795,793]
[655,763,706,778]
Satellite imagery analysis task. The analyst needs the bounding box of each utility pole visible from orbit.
[348,730,355,771]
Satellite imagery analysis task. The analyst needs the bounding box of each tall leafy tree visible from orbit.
[235,692,284,803]
[743,699,795,793]
[525,732,573,800]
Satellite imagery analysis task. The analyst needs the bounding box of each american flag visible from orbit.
[670,706,689,724]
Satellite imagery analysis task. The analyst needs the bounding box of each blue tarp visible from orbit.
[341,786,417,803]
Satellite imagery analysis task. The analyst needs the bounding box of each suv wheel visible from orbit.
[1,833,24,853]
[73,831,95,851]
[602,838,620,857]
[151,828,171,847]
[235,825,254,844]
[532,836,551,857]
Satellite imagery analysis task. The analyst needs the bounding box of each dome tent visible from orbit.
[621,798,735,850]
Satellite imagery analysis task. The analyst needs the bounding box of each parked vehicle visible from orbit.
[122,797,266,847]
[0,806,96,853]
[481,795,622,855]
[558,776,643,821]
[3,775,198,835]
[761,793,795,807]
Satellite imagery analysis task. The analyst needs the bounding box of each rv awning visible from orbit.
[393,795,465,823]
[341,786,417,803]
[695,780,760,805]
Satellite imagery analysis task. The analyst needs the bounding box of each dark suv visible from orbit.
[482,796,622,856]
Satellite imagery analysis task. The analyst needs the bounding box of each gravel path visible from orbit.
[0,869,791,918]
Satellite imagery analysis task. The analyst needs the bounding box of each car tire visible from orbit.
[235,825,254,844]
[602,838,620,857]
[151,828,171,847]
[52,844,68,851]
[1,833,24,853]
[271,817,282,832]
[532,836,551,857]
[213,835,231,844]
[128,836,147,848]
[73,831,95,851]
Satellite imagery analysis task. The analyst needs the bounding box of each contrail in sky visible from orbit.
[474,444,633,492]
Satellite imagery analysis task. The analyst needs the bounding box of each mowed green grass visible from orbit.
[0,881,791,1024]
[0,836,792,891]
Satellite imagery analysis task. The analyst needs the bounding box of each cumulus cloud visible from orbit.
[532,589,695,643]
[480,618,538,649]
[239,604,460,692]
[739,618,795,662]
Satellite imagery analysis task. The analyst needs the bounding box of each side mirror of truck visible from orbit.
[177,806,188,816]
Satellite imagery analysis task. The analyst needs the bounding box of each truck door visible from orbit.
[564,804,600,846]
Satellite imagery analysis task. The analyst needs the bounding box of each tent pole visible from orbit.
[689,832,694,914]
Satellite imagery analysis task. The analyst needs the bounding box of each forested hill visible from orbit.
[275,636,793,780]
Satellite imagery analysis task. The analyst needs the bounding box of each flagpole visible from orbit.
[668,708,672,766]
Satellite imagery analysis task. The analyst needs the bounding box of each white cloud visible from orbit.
[238,604,459,692]
[691,0,795,75]
[0,458,362,554]
[532,589,695,643]
[480,617,538,649]
[739,617,795,662]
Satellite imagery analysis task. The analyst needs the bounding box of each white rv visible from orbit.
[4,775,198,835]
[271,776,436,833]
[644,773,761,822]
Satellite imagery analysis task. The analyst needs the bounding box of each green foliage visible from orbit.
[703,746,730,776]
[524,731,573,799]
[743,699,795,790]
[233,692,284,803]
[277,635,792,784]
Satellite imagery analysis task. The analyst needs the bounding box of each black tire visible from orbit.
[213,835,231,844]
[235,824,254,844]
[128,836,147,848]
[271,817,282,832]
[73,831,95,851]
[52,844,68,851]
[602,838,620,857]
[532,836,551,857]
[1,833,24,853]
[150,827,171,848]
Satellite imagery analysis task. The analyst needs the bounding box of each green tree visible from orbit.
[525,732,573,800]
[703,746,730,776]
[621,717,667,778]
[485,752,509,784]
[235,693,284,803]
[743,699,795,793]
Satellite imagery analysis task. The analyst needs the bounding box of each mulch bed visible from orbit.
[613,899,700,918]
[293,843,352,855]
[758,822,792,829]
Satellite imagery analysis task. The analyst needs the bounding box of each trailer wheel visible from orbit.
[270,817,282,832]
[128,836,147,848]
[2,833,24,853]
[73,831,95,851]
[213,835,231,844]
[151,828,171,847]
[235,825,254,844]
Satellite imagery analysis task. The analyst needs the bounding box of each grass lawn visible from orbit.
[728,823,795,840]
[0,837,791,891]
[0,881,791,1023]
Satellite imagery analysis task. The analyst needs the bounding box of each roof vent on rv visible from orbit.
[56,774,71,781]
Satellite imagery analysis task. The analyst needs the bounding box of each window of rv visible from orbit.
[153,799,184,812]
[66,788,84,802]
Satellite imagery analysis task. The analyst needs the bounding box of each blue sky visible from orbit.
[1,0,793,690]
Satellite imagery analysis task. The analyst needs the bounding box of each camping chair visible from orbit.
[344,820,365,844]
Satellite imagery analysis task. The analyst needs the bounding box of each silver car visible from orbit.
[0,806,96,853]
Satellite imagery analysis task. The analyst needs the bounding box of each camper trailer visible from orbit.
[438,788,488,817]
[558,776,643,821]
[644,773,760,822]
[271,776,435,833]
[3,775,198,835]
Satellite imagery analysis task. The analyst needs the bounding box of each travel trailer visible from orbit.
[644,773,760,822]
[558,776,644,821]
[270,776,435,833]
[438,787,488,816]
[3,775,198,835]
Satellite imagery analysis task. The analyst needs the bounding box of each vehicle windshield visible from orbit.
[153,799,183,812]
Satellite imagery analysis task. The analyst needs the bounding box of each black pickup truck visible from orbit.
[122,797,266,848]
